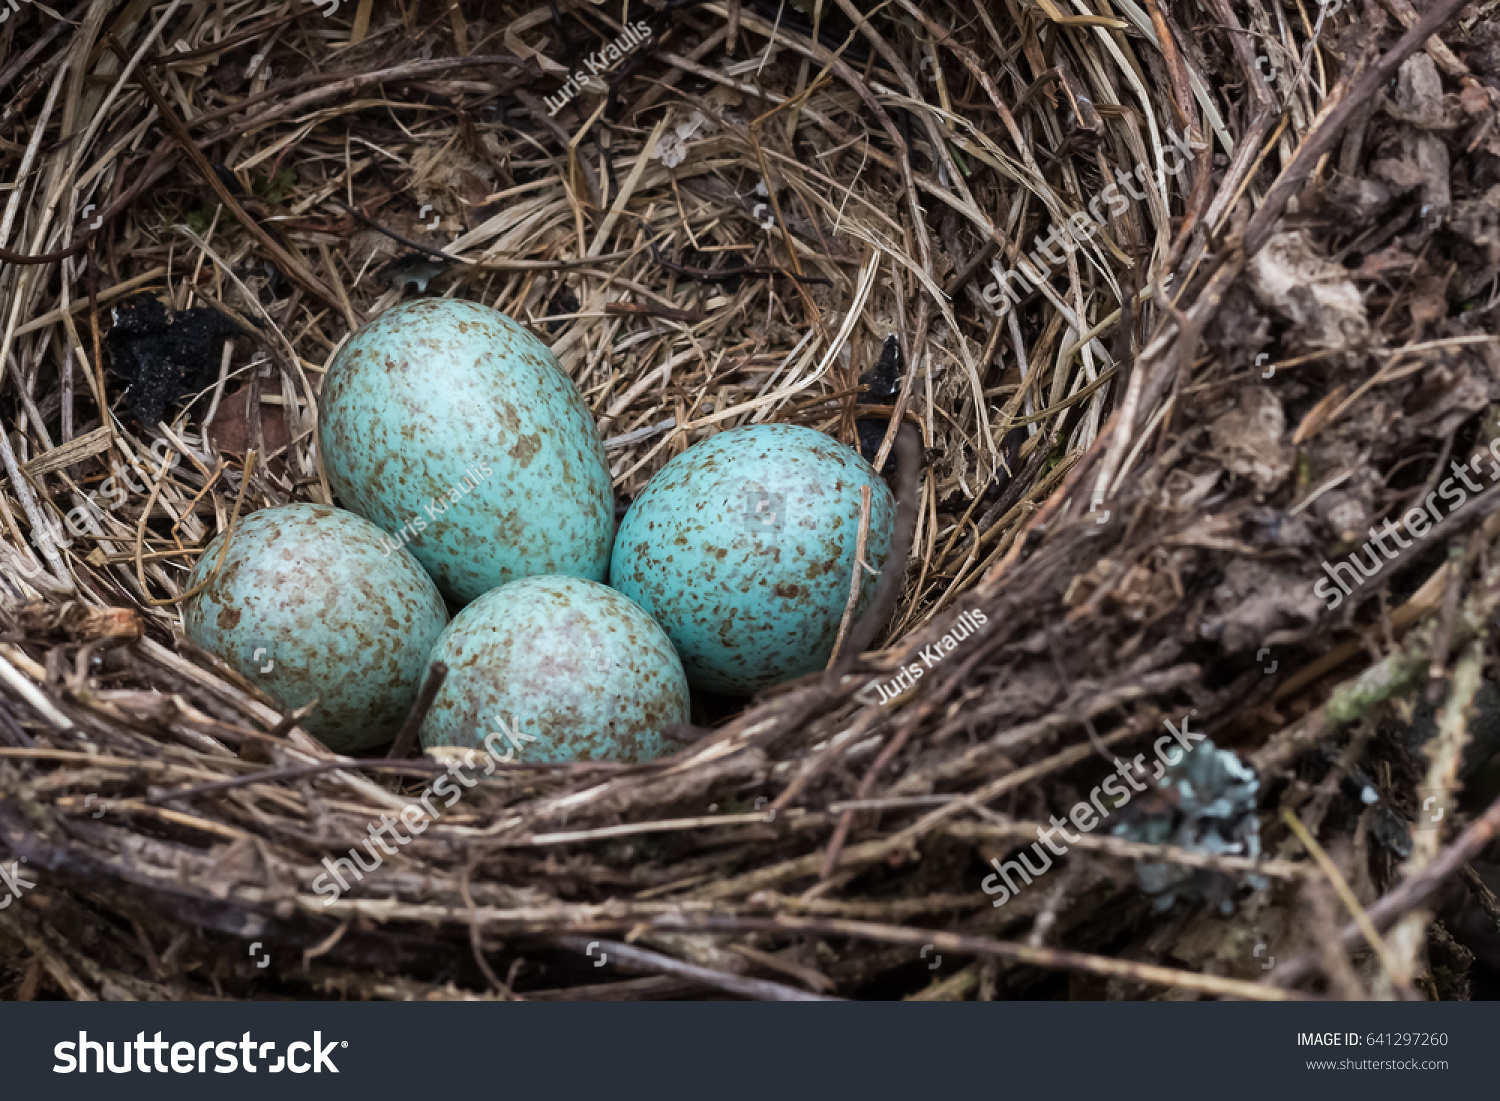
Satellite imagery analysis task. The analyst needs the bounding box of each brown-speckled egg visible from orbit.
[610,424,895,695]
[418,575,688,763]
[182,504,448,753]
[318,297,614,603]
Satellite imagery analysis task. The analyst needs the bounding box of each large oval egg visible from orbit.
[318,298,614,603]
[418,576,688,763]
[182,503,449,753]
[610,423,896,695]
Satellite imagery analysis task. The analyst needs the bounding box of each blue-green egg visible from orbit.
[318,297,614,603]
[610,424,896,695]
[182,504,448,754]
[418,575,688,763]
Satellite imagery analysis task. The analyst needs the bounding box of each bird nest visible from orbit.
[3,0,1500,1001]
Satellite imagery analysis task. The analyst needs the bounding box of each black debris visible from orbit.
[105,296,241,427]
[857,334,903,469]
[545,286,580,335]
[385,252,449,294]
[859,334,902,404]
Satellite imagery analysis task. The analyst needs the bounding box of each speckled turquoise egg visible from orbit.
[610,424,896,695]
[318,297,614,603]
[418,575,688,763]
[182,504,448,754]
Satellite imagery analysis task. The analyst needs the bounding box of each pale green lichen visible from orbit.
[1323,640,1430,727]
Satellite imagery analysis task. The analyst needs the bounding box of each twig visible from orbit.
[387,662,447,760]
[1281,809,1413,997]
[1269,789,1500,988]
[649,915,1309,1000]
[827,421,921,678]
[828,485,873,664]
[551,935,841,1001]
[105,36,341,311]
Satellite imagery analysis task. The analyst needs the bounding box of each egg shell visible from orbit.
[418,575,688,763]
[318,298,614,603]
[610,423,897,695]
[182,504,449,754]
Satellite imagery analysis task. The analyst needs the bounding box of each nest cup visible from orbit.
[1,0,1487,1003]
